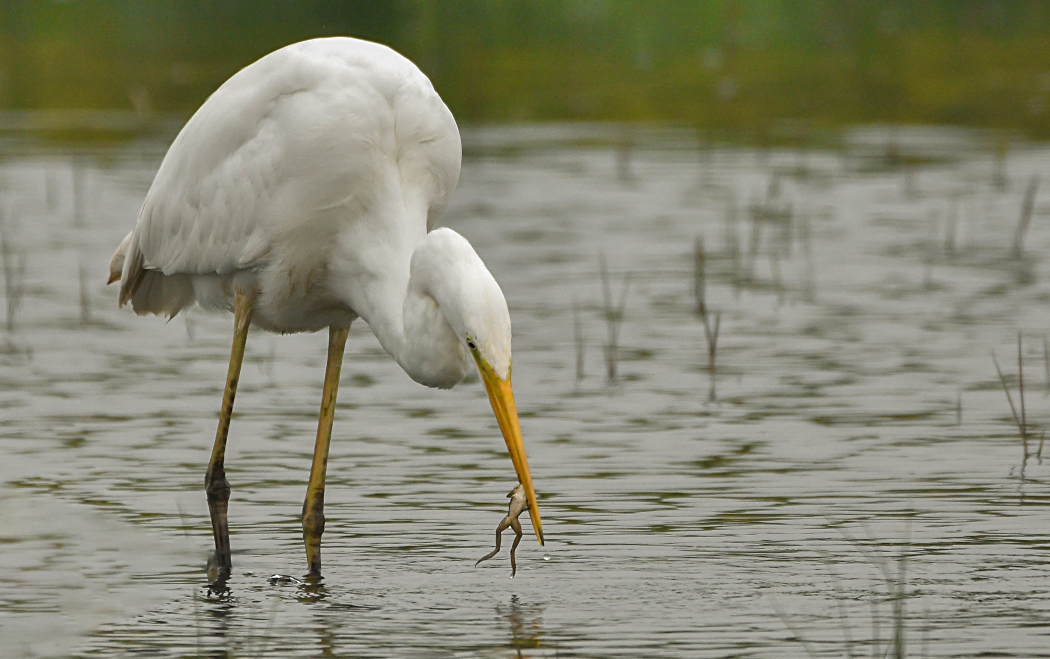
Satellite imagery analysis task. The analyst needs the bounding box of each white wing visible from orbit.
[119,37,461,314]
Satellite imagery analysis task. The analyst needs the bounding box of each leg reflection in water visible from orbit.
[498,594,545,656]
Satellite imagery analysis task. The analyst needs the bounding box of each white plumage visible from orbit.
[109,37,542,582]
[115,38,458,330]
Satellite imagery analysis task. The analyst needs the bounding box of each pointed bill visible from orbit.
[476,360,544,546]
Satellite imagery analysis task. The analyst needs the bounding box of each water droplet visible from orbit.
[542,554,551,561]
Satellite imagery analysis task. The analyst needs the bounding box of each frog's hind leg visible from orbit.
[476,516,512,567]
[508,518,523,577]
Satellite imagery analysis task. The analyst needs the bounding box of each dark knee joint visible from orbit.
[302,496,326,538]
[205,467,230,504]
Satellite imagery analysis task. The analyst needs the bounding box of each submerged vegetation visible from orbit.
[4,1,1050,138]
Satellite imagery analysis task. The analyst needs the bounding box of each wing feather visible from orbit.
[117,38,462,320]
[120,47,319,299]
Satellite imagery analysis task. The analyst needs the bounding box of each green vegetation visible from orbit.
[4,1,1050,137]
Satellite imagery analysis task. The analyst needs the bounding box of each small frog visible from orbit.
[475,483,529,577]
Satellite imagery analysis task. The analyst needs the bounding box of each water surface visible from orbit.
[1,126,1049,657]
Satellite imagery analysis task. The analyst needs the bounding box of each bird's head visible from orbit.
[413,228,544,546]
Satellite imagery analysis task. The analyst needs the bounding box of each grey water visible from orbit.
[2,124,1050,657]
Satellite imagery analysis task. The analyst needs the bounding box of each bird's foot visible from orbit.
[206,552,231,595]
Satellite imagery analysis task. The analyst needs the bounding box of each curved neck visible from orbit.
[353,231,471,390]
[394,279,470,388]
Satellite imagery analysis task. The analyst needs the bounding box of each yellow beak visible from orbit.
[477,359,544,546]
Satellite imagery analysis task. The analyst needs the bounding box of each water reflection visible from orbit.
[499,595,545,657]
[313,615,337,659]
[295,578,327,605]
[198,594,236,656]
[195,586,289,658]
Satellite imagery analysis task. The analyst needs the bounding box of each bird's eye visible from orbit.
[466,337,477,351]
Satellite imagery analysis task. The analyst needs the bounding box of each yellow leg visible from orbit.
[302,325,350,577]
[204,289,253,584]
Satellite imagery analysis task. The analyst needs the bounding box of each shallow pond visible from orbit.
[1,125,1050,657]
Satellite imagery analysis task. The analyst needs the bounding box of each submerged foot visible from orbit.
[206,552,231,594]
[475,483,529,577]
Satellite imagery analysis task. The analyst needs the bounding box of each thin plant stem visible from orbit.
[746,205,762,283]
[769,597,821,659]
[694,237,706,316]
[800,213,815,303]
[599,254,630,381]
[838,524,913,659]
[1018,333,1028,453]
[770,249,785,307]
[944,197,958,258]
[78,257,90,325]
[724,193,741,298]
[572,298,584,382]
[1012,175,1039,258]
[923,210,937,289]
[1044,334,1050,394]
[71,160,86,228]
[892,544,908,659]
[826,563,856,658]
[869,583,881,659]
[702,312,721,402]
[992,351,1027,456]
[1,229,26,333]
[693,237,721,401]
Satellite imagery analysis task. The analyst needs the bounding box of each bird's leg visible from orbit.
[205,288,253,585]
[302,325,350,578]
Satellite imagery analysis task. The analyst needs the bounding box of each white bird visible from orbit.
[107,37,543,584]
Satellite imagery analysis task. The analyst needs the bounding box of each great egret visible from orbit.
[107,37,543,583]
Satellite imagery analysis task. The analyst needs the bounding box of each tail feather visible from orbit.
[129,270,195,318]
[110,231,195,318]
[118,242,147,308]
[108,232,132,285]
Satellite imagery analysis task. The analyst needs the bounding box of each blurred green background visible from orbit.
[3,0,1050,138]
